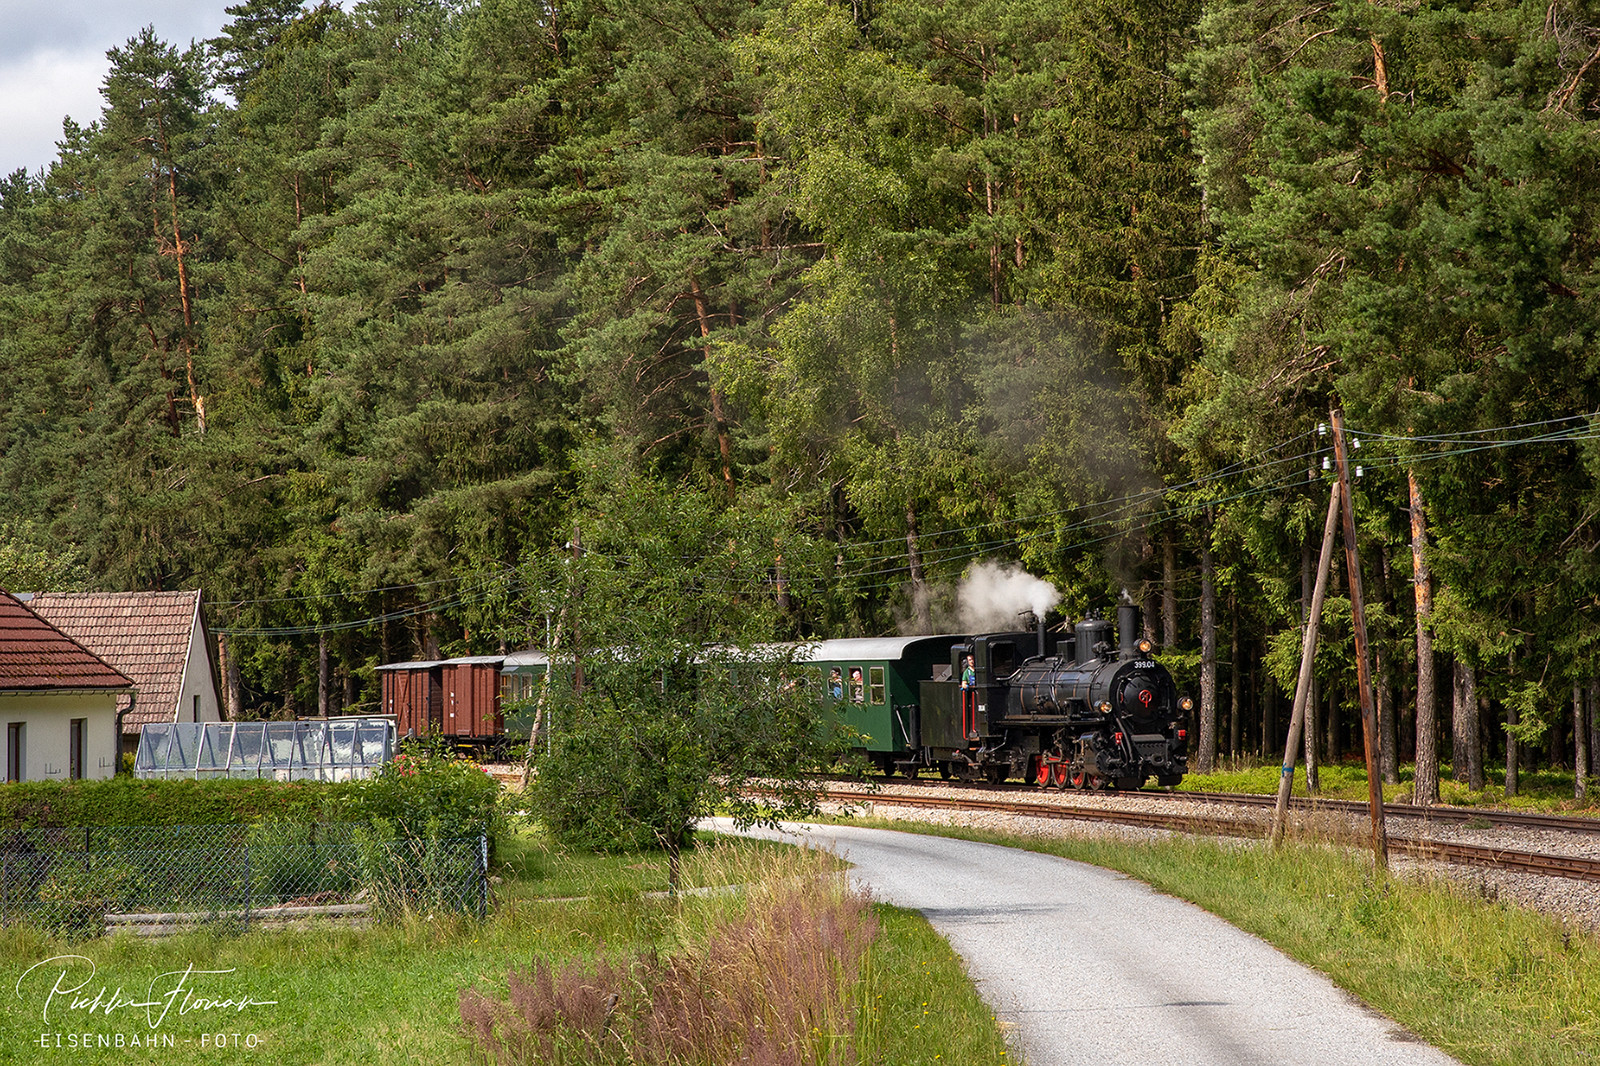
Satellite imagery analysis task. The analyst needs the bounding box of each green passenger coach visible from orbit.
[798,636,958,774]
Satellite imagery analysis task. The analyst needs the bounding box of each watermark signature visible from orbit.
[16,955,277,1031]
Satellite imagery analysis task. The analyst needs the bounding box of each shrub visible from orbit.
[341,752,506,842]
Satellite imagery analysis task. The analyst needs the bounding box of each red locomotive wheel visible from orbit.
[1088,773,1106,792]
[1051,761,1070,790]
[1034,757,1051,788]
[1069,768,1087,790]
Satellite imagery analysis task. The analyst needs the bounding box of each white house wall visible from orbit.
[177,604,222,723]
[0,692,120,782]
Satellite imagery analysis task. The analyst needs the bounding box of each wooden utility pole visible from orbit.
[1330,408,1389,870]
[1272,479,1341,845]
[571,523,585,696]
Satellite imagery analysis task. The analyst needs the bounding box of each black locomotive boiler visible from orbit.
[919,604,1191,789]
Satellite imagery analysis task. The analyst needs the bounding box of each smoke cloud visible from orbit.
[957,562,1061,632]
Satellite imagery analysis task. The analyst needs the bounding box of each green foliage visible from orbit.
[344,751,506,842]
[245,818,362,903]
[1502,681,1554,747]
[0,522,90,592]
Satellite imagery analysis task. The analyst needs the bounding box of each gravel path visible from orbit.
[710,818,1464,1066]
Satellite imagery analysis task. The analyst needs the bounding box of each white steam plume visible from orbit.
[957,562,1061,632]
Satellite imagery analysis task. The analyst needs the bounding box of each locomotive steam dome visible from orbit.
[1073,617,1115,660]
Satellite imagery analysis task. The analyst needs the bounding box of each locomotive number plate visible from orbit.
[1133,660,1157,670]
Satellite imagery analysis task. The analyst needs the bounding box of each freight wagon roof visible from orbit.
[795,636,963,663]
[375,654,507,672]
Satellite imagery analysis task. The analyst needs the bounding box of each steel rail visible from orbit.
[826,775,1600,836]
[817,787,1600,884]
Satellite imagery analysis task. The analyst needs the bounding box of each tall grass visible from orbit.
[460,844,876,1066]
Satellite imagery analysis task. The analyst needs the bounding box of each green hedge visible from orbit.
[0,755,505,842]
[0,777,336,830]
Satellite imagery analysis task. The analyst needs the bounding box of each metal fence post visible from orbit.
[477,834,488,920]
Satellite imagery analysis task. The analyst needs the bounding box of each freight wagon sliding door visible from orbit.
[384,669,435,738]
[428,667,445,733]
[443,662,501,738]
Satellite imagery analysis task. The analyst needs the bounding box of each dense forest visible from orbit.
[3,0,1600,799]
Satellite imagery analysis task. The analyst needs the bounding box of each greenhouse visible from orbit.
[134,718,396,781]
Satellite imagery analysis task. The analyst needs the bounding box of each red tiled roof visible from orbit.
[26,590,204,730]
[0,591,132,691]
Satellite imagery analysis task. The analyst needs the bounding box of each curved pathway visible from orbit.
[708,820,1463,1066]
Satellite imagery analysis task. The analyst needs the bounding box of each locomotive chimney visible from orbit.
[1036,612,1047,659]
[1118,603,1139,660]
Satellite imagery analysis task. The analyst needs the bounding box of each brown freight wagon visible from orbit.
[377,655,506,741]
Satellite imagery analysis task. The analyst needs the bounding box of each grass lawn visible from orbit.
[0,830,1012,1065]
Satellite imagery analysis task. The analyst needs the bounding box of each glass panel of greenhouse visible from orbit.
[135,718,395,781]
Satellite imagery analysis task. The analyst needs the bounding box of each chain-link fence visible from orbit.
[0,824,488,937]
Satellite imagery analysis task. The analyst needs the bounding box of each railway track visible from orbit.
[815,784,1600,884]
[830,773,1600,836]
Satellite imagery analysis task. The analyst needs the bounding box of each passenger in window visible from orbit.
[829,668,844,701]
[850,667,865,704]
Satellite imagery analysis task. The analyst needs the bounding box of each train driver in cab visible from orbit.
[960,654,978,740]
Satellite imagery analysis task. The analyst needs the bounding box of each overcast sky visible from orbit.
[0,1,237,177]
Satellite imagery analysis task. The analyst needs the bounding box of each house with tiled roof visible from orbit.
[0,590,131,781]
[24,590,223,758]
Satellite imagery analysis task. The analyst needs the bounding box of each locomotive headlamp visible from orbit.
[1180,696,1194,711]
[1098,701,1112,713]
[1137,638,1153,654]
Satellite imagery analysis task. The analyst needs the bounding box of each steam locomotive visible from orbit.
[872,604,1191,788]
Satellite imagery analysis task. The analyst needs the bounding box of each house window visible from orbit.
[69,719,86,780]
[869,667,886,705]
[6,723,22,783]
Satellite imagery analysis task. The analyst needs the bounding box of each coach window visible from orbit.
[849,667,865,704]
[869,667,886,705]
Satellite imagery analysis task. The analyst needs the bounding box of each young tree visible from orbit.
[530,457,845,890]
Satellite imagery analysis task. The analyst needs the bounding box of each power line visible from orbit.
[209,412,1600,633]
